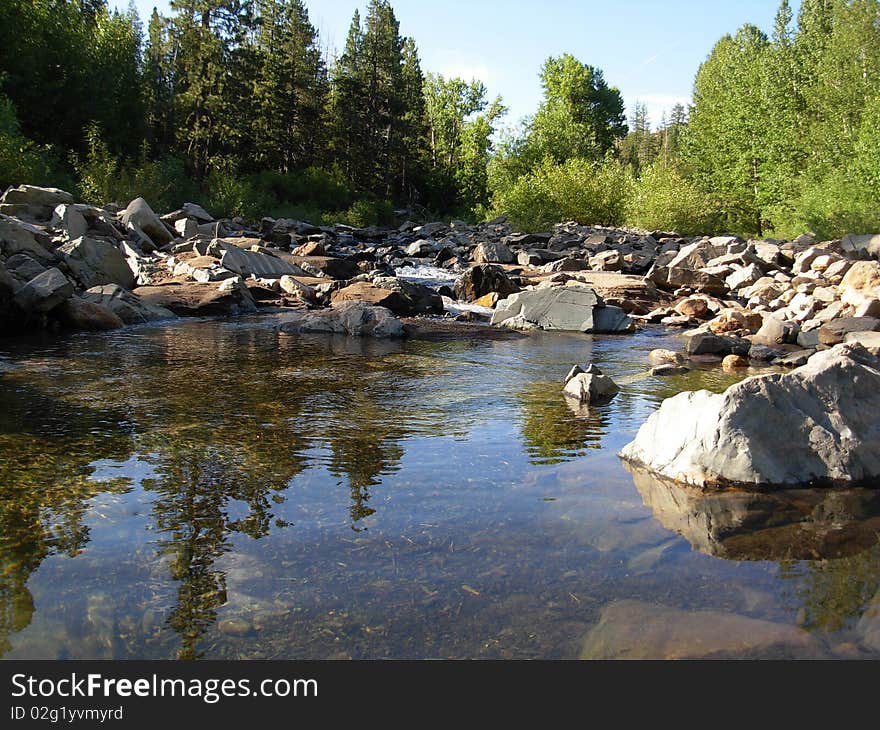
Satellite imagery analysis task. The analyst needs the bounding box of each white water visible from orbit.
[394,264,460,288]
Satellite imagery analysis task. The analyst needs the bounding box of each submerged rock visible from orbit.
[626,462,880,560]
[620,343,880,488]
[580,600,823,659]
[490,285,633,333]
[57,297,124,331]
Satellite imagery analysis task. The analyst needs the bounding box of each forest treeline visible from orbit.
[1,0,878,238]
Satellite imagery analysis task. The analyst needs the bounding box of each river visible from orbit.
[1,315,878,658]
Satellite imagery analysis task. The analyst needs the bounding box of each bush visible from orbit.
[491,156,633,231]
[205,161,274,221]
[74,126,198,211]
[627,162,717,235]
[0,95,66,190]
[323,198,395,228]
[251,166,354,215]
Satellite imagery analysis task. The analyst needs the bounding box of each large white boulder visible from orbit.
[619,343,880,488]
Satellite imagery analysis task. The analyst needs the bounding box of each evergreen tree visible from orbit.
[250,0,327,174]
[168,0,255,180]
[144,9,176,154]
[330,1,427,201]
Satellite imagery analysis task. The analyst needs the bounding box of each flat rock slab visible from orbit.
[580,600,823,659]
[133,282,256,317]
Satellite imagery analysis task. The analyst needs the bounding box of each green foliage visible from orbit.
[0,95,61,189]
[324,198,395,228]
[73,125,197,209]
[205,162,272,221]
[491,156,633,232]
[423,73,506,214]
[250,0,328,174]
[488,53,626,211]
[627,162,716,235]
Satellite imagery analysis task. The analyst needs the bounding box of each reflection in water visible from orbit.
[0,379,135,654]
[3,318,880,658]
[518,383,607,465]
[626,462,880,561]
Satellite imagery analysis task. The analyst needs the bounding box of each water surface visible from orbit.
[1,316,879,659]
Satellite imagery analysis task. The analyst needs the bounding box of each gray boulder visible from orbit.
[0,217,54,262]
[818,316,880,346]
[4,253,48,282]
[58,236,136,290]
[82,284,176,324]
[0,260,20,331]
[121,197,173,246]
[51,204,88,240]
[209,240,305,278]
[620,343,880,488]
[473,240,514,264]
[563,364,620,404]
[1,185,73,208]
[13,268,74,312]
[491,285,633,333]
[282,301,405,338]
[684,331,750,357]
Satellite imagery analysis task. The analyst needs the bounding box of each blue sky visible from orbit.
[118,0,796,130]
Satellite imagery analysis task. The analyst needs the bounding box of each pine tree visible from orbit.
[168,0,255,180]
[331,9,367,188]
[330,0,432,201]
[90,5,146,155]
[251,0,328,174]
[397,37,428,202]
[144,9,176,154]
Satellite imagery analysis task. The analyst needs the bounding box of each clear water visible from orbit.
[1,316,879,659]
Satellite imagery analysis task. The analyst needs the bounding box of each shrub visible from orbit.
[205,161,274,221]
[0,95,65,190]
[491,156,633,231]
[74,125,198,211]
[323,198,395,228]
[627,162,717,235]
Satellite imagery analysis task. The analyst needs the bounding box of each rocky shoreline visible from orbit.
[3,183,880,491]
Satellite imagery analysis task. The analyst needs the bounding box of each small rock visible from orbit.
[722,354,749,371]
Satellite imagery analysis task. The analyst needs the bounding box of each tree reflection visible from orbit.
[0,379,134,655]
[518,382,607,464]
